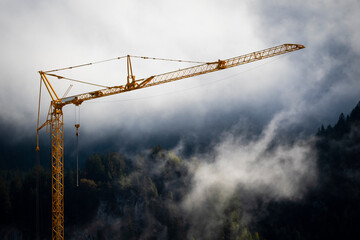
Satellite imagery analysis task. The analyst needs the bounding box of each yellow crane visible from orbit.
[36,43,304,240]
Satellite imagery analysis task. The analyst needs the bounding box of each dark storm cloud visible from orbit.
[250,0,360,126]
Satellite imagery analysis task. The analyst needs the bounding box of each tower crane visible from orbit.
[36,43,305,240]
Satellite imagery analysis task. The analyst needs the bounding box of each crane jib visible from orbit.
[55,43,305,108]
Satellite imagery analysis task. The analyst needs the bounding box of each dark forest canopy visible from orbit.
[1,101,360,239]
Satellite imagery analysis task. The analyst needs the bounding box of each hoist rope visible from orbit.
[46,73,110,88]
[36,77,42,146]
[36,77,42,240]
[75,106,80,187]
[43,55,205,73]
[36,151,40,240]
[130,55,206,64]
[76,132,79,187]
[43,56,128,73]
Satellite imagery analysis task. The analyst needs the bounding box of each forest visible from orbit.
[1,101,360,239]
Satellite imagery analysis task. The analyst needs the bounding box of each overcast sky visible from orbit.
[1,0,360,152]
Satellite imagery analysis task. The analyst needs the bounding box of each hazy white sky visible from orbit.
[1,0,359,148]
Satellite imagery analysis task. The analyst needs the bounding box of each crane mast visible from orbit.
[36,43,304,240]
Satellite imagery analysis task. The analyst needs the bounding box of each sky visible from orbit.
[1,0,360,152]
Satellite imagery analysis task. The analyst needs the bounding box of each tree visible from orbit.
[0,177,11,224]
[84,154,106,182]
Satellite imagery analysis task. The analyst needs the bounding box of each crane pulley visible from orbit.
[36,43,305,240]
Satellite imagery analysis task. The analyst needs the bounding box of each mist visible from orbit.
[70,108,319,239]
[182,110,317,239]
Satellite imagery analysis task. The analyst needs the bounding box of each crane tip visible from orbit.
[298,44,305,49]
